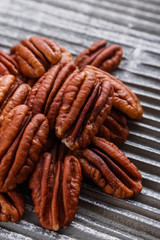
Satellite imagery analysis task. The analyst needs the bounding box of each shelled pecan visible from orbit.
[0,49,19,76]
[0,49,26,83]
[11,36,62,78]
[0,75,31,123]
[98,108,129,145]
[0,189,24,222]
[0,105,49,192]
[60,46,74,65]
[46,67,79,129]
[84,66,143,119]
[75,40,122,72]
[75,137,142,199]
[29,142,82,231]
[0,35,145,230]
[26,62,76,120]
[55,68,113,150]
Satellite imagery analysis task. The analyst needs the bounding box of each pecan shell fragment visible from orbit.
[29,142,82,230]
[55,69,113,150]
[75,40,122,72]
[0,105,49,192]
[0,189,24,222]
[76,137,142,199]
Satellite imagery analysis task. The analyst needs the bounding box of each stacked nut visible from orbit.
[0,37,143,230]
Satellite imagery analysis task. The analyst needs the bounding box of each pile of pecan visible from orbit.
[0,37,143,230]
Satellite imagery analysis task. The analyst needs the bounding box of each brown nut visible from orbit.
[60,46,74,65]
[84,66,143,119]
[55,68,113,150]
[26,62,76,121]
[75,40,122,72]
[0,49,26,83]
[76,137,142,199]
[0,189,24,222]
[29,142,82,231]
[0,75,31,123]
[0,49,19,76]
[0,75,18,105]
[0,105,49,192]
[47,67,79,129]
[11,36,62,78]
[98,108,129,145]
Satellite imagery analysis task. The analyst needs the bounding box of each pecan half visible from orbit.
[47,67,79,129]
[98,108,129,145]
[26,62,76,120]
[0,49,26,83]
[0,189,24,222]
[0,75,31,123]
[60,46,74,65]
[75,40,122,72]
[0,105,49,192]
[55,69,113,150]
[0,75,18,104]
[11,36,62,78]
[29,142,82,230]
[0,49,19,76]
[84,66,143,119]
[76,137,142,199]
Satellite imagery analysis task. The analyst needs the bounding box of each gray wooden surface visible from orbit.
[0,0,160,239]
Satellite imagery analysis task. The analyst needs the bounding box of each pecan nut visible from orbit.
[98,108,129,145]
[0,105,49,192]
[0,75,18,104]
[55,68,113,150]
[46,67,79,129]
[0,189,24,222]
[60,46,74,65]
[29,142,82,231]
[75,40,122,72]
[84,66,143,119]
[0,75,31,123]
[0,49,19,76]
[76,137,142,199]
[11,36,62,78]
[0,49,26,83]
[26,62,76,120]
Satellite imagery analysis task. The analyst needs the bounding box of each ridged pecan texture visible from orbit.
[11,36,62,78]
[60,46,74,65]
[98,108,129,145]
[76,137,142,199]
[75,40,122,72]
[0,189,24,222]
[47,67,79,129]
[0,49,19,76]
[0,105,49,192]
[26,62,76,128]
[0,75,31,123]
[55,68,113,150]
[29,142,82,230]
[84,66,143,119]
[0,49,26,83]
